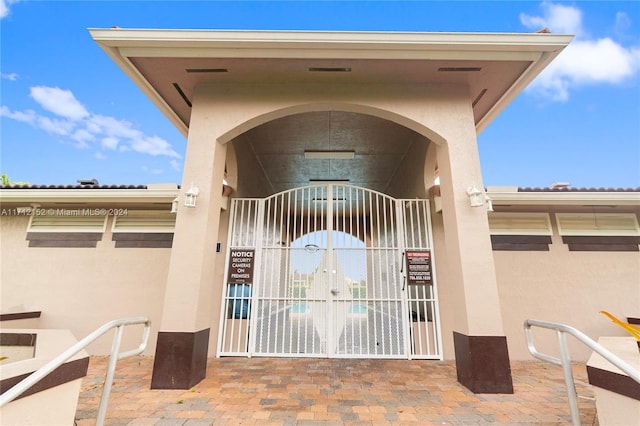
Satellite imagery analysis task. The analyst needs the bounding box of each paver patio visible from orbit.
[75,356,597,425]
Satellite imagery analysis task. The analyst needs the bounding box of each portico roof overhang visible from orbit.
[89,29,573,136]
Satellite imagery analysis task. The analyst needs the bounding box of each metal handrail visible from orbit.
[0,316,151,425]
[524,318,640,426]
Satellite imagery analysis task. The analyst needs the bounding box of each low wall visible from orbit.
[0,311,41,330]
[587,337,640,426]
[0,329,89,426]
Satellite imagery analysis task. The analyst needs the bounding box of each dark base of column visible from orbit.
[151,329,210,389]
[453,331,514,394]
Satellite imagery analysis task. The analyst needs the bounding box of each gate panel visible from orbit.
[218,199,260,355]
[253,186,329,356]
[401,199,442,359]
[332,186,406,357]
[218,185,441,359]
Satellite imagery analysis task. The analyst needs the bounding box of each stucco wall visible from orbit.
[232,135,274,198]
[3,208,637,362]
[0,216,169,355]
[385,135,430,199]
[494,231,640,361]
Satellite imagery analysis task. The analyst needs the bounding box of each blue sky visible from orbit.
[1,1,639,188]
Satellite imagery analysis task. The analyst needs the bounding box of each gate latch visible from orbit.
[330,288,340,296]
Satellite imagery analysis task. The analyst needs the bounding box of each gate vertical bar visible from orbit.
[424,199,443,359]
[248,198,265,356]
[396,199,412,359]
[326,184,334,357]
[216,198,239,356]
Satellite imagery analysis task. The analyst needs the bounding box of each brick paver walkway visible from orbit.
[75,356,597,425]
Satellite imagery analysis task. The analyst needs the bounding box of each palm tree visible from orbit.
[0,173,30,186]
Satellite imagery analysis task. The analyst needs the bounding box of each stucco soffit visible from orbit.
[92,43,189,137]
[89,28,572,134]
[476,49,559,133]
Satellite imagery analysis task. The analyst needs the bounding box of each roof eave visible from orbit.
[476,48,563,133]
[91,41,189,138]
[0,188,179,204]
[487,190,640,206]
[88,28,573,54]
[88,28,573,134]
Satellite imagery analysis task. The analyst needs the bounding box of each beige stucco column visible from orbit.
[433,93,513,393]
[151,87,228,389]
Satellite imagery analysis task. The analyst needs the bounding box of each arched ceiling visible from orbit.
[233,111,428,193]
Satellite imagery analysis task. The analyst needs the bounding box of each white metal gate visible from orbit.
[217,185,442,359]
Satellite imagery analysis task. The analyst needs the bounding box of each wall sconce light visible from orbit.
[170,197,179,213]
[184,184,200,208]
[466,185,484,207]
[485,195,494,212]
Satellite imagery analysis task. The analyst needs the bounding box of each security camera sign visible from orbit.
[227,249,255,283]
[405,250,432,285]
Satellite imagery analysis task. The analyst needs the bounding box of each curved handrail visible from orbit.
[524,319,640,380]
[0,316,151,425]
[524,318,640,426]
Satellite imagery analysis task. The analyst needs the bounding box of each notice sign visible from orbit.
[227,249,255,284]
[406,250,432,285]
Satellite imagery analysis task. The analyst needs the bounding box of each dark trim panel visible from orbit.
[26,232,102,248]
[151,329,210,389]
[0,311,41,322]
[453,332,514,394]
[562,236,640,252]
[491,235,551,251]
[112,232,173,248]
[0,357,89,401]
[0,333,37,346]
[587,365,640,401]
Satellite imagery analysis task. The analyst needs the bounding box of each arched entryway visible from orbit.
[218,184,442,359]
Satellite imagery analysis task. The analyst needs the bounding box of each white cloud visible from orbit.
[94,152,107,160]
[35,115,75,136]
[1,72,18,81]
[88,114,140,139]
[614,12,632,39]
[0,105,36,124]
[521,2,640,102]
[30,86,90,121]
[2,85,182,160]
[520,1,585,37]
[142,166,164,175]
[71,128,95,144]
[170,159,181,172]
[87,114,181,158]
[130,135,181,158]
[101,137,120,150]
[0,0,19,19]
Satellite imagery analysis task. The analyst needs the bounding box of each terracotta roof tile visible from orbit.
[1,184,638,192]
[0,184,149,189]
[518,187,640,192]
